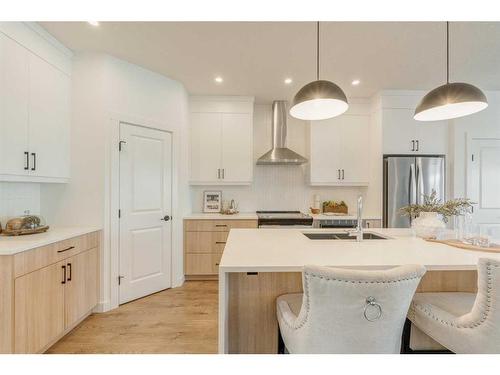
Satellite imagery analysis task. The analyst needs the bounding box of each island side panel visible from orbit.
[227,270,478,354]
[0,255,14,353]
[228,272,302,354]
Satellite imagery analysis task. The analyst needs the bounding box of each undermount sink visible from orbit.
[303,232,387,240]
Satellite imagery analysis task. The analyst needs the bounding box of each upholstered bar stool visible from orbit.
[408,258,500,354]
[276,264,426,354]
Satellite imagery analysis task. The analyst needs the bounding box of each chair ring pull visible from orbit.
[364,296,382,322]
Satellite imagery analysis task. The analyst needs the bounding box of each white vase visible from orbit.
[412,212,446,239]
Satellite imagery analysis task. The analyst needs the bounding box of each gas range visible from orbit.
[256,211,313,228]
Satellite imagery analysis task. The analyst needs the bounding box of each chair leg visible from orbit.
[278,328,285,354]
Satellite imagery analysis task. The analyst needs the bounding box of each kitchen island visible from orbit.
[218,228,500,353]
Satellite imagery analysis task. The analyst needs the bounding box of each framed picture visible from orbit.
[203,191,222,213]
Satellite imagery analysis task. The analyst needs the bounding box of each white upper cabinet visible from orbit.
[310,114,370,186]
[0,24,72,183]
[189,97,254,185]
[381,105,448,155]
[0,33,30,177]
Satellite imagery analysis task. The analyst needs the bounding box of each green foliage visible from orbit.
[399,190,474,223]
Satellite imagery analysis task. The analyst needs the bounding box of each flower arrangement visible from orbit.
[400,190,474,223]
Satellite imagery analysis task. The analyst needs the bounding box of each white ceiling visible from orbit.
[40,21,500,103]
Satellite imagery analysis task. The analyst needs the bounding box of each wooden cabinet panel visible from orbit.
[185,253,223,276]
[14,261,65,353]
[64,248,98,329]
[14,232,99,278]
[185,231,228,253]
[185,219,257,232]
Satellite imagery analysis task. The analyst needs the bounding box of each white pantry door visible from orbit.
[467,138,500,229]
[119,123,172,304]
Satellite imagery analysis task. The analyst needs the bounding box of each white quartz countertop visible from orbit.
[310,214,382,221]
[184,213,258,220]
[0,227,101,255]
[219,228,500,272]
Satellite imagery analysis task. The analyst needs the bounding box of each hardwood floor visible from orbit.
[46,281,218,354]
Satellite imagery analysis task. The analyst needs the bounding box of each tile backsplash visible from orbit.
[0,182,41,224]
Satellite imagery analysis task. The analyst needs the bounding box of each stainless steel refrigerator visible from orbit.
[383,155,445,228]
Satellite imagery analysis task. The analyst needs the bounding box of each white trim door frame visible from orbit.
[106,113,181,311]
[118,122,173,304]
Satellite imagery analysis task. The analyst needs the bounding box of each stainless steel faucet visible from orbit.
[348,196,364,242]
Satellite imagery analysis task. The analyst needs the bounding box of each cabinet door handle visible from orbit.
[58,246,75,253]
[342,169,345,180]
[67,263,72,281]
[415,140,419,151]
[411,140,415,151]
[24,152,29,170]
[222,169,225,179]
[217,168,220,179]
[338,169,341,180]
[61,265,66,284]
[31,153,36,171]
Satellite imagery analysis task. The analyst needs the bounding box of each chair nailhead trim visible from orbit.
[412,263,498,330]
[278,270,423,331]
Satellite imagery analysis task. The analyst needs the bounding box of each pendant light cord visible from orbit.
[317,21,320,81]
[446,21,450,84]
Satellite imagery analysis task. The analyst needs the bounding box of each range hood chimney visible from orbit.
[256,100,308,165]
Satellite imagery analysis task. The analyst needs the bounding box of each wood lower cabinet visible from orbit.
[64,248,98,329]
[184,219,257,279]
[0,231,100,353]
[14,261,66,353]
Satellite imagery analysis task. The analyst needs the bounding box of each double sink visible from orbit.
[303,232,387,240]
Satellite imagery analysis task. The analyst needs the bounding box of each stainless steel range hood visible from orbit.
[256,100,308,165]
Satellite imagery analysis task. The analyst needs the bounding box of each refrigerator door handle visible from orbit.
[409,163,417,206]
[416,159,424,205]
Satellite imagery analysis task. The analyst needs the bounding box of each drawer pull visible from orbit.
[215,224,227,227]
[58,246,75,253]
[61,265,66,284]
[215,241,226,244]
[215,263,220,266]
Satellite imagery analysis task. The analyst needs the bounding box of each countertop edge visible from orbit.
[0,227,102,256]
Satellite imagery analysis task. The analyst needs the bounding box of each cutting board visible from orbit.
[425,238,500,253]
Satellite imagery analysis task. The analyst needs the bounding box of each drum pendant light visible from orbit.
[290,22,348,121]
[414,22,488,121]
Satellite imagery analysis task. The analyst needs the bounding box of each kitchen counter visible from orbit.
[218,227,499,353]
[0,226,102,255]
[220,228,498,272]
[310,214,382,221]
[184,212,258,220]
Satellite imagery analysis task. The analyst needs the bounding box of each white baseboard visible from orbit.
[93,300,113,313]
[172,275,185,288]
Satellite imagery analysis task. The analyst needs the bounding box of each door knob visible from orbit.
[161,215,171,221]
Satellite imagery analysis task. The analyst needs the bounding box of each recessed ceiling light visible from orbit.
[88,21,100,26]
[284,78,293,85]
[214,76,223,83]
[351,79,361,86]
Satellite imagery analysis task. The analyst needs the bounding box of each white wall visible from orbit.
[451,90,500,198]
[0,182,40,223]
[41,53,189,311]
[190,100,382,217]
